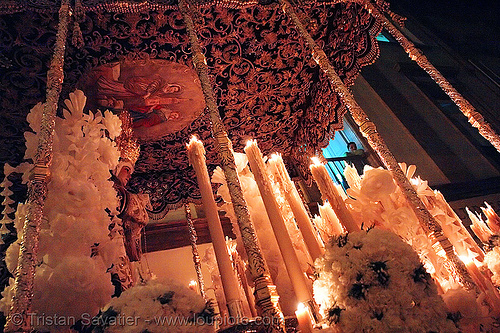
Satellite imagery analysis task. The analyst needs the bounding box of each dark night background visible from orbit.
[392,0,500,77]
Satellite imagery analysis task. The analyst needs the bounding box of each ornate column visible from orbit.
[5,1,71,332]
[358,0,500,152]
[178,1,284,330]
[185,204,207,300]
[279,0,475,290]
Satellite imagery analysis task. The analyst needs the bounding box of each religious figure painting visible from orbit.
[79,58,206,141]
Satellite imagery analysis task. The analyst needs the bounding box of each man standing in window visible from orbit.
[345,142,367,175]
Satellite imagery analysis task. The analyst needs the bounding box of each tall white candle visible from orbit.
[187,136,243,317]
[295,303,314,333]
[310,157,360,232]
[318,202,345,237]
[245,140,313,304]
[228,240,258,317]
[483,202,500,233]
[467,207,493,243]
[268,153,324,261]
[460,256,500,315]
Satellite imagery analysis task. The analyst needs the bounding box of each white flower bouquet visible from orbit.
[1,90,124,331]
[87,279,215,333]
[313,228,458,333]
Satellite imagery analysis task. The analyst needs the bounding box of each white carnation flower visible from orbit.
[26,102,43,133]
[32,257,113,331]
[5,241,20,274]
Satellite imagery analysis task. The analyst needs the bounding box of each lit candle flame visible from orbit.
[459,256,472,265]
[311,156,322,166]
[269,153,281,161]
[188,280,198,291]
[187,135,200,147]
[295,302,314,332]
[245,139,256,148]
[297,302,306,312]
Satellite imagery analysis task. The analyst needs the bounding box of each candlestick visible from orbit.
[295,303,314,333]
[343,163,362,189]
[310,158,360,232]
[245,140,313,304]
[312,215,326,246]
[228,240,258,317]
[179,2,284,328]
[204,248,229,321]
[268,154,325,261]
[187,136,243,318]
[278,0,475,290]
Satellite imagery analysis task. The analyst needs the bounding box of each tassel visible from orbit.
[71,0,85,49]
[72,21,84,49]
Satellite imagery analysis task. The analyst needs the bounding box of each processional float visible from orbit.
[0,0,499,332]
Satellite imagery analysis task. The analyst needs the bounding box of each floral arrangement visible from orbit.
[89,279,215,333]
[313,228,458,333]
[0,90,125,331]
[344,164,457,290]
[339,163,500,330]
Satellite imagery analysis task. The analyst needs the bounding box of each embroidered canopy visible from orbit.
[0,0,383,213]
